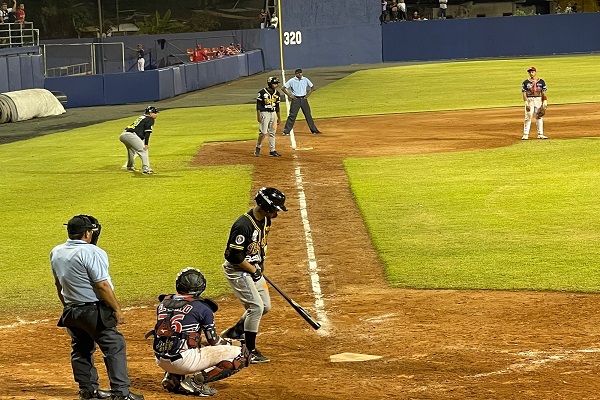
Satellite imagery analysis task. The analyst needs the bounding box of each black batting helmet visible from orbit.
[65,214,102,245]
[267,76,280,85]
[255,187,287,213]
[175,267,207,297]
[145,106,159,114]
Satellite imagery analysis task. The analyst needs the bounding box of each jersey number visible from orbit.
[283,31,302,45]
[158,313,184,333]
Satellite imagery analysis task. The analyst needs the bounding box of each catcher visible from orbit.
[149,267,250,397]
[521,66,548,140]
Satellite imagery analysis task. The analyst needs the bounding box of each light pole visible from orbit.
[97,0,103,37]
[116,0,120,32]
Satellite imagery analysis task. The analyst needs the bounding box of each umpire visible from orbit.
[281,68,321,136]
[50,215,144,400]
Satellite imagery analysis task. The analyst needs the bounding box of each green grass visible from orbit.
[345,139,600,291]
[311,55,600,117]
[3,54,600,321]
[0,104,257,319]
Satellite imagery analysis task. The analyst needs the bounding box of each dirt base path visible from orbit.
[3,104,600,400]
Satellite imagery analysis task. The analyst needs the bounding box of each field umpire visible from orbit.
[220,187,287,363]
[255,76,282,157]
[281,68,321,135]
[50,215,144,400]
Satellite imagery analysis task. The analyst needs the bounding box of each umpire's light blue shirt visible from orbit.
[50,239,113,304]
[284,76,313,96]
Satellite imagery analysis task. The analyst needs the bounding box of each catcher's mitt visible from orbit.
[537,107,546,118]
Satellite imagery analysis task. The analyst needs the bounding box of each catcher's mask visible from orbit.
[65,214,102,245]
[145,106,159,114]
[255,187,287,213]
[175,267,207,297]
[267,76,280,86]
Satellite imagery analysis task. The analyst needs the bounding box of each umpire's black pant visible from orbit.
[282,97,319,134]
[60,303,130,396]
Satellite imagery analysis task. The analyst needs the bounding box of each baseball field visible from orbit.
[1,54,600,399]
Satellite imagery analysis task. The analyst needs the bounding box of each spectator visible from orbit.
[15,2,23,26]
[390,2,399,21]
[135,44,145,71]
[572,2,578,12]
[412,10,421,20]
[0,1,15,23]
[398,0,407,20]
[380,0,388,24]
[236,42,243,53]
[564,2,572,12]
[439,0,447,19]
[554,4,562,13]
[269,12,278,29]
[259,8,267,28]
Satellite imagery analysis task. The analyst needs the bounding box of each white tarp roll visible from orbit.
[0,89,66,123]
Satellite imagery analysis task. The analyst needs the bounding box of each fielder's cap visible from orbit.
[527,66,536,72]
[65,215,95,235]
[295,68,302,73]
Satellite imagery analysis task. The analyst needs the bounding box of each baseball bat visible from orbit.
[263,274,321,330]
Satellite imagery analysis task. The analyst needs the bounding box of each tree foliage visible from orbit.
[135,10,188,34]
[187,13,221,32]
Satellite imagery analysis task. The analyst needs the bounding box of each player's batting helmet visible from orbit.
[255,187,287,213]
[267,76,280,85]
[175,267,207,297]
[145,106,159,114]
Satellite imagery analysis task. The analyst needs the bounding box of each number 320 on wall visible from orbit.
[283,31,302,45]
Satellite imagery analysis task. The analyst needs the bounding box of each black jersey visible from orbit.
[256,88,281,113]
[224,209,272,268]
[125,115,155,144]
[153,295,216,358]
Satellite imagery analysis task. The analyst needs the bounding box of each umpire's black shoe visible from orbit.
[109,392,144,400]
[311,130,322,134]
[79,389,111,400]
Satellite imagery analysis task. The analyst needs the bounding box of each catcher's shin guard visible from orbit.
[161,372,183,392]
[202,345,250,383]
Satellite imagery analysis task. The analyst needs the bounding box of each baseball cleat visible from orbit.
[250,348,270,364]
[142,169,155,175]
[282,132,290,136]
[537,135,548,139]
[254,147,260,157]
[521,135,529,140]
[269,151,282,157]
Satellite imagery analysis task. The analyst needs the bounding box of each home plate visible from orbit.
[329,352,383,362]
[295,147,313,151]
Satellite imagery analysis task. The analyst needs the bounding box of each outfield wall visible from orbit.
[0,54,44,93]
[382,13,600,62]
[43,50,264,108]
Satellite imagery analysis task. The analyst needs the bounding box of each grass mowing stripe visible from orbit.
[345,139,600,292]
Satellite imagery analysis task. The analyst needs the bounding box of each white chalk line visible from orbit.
[0,306,149,330]
[292,152,330,336]
[467,348,600,378]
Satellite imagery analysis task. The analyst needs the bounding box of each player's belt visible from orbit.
[67,301,100,308]
[295,95,305,98]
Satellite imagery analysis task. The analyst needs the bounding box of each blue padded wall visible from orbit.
[158,68,175,100]
[183,63,200,91]
[31,55,45,88]
[382,13,600,62]
[246,50,263,76]
[7,56,22,92]
[44,75,105,108]
[104,70,160,105]
[0,58,8,93]
[18,54,34,89]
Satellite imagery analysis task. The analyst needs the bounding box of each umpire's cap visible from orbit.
[145,106,159,114]
[294,68,302,74]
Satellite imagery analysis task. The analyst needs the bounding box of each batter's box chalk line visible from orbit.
[295,147,313,151]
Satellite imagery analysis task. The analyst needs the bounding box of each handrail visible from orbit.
[0,22,38,48]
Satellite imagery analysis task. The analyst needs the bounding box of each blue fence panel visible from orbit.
[31,55,45,88]
[173,66,185,96]
[44,75,105,108]
[246,50,264,76]
[158,68,175,100]
[183,62,200,91]
[18,54,34,89]
[0,58,8,93]
[104,70,160,105]
[7,56,22,92]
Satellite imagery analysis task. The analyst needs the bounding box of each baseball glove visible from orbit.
[537,107,546,118]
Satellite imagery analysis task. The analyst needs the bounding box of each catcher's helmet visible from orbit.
[145,106,159,114]
[255,187,287,213]
[175,267,207,297]
[267,76,280,85]
[65,214,102,245]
